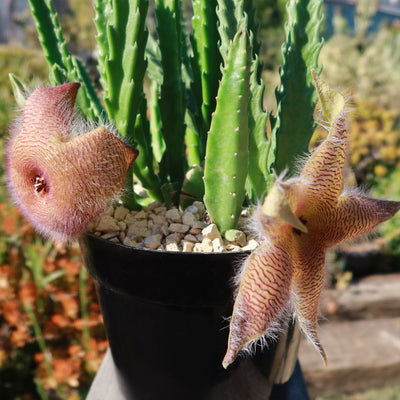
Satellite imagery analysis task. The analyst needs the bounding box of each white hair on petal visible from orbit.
[244,169,296,241]
[342,183,368,197]
[245,207,271,242]
[5,80,136,244]
[227,296,295,362]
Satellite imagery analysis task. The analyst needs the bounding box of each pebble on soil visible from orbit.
[88,201,260,253]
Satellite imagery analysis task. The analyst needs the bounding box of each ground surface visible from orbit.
[87,272,400,399]
[299,273,400,399]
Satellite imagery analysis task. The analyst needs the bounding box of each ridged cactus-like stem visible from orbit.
[271,0,324,174]
[94,0,157,207]
[23,0,326,234]
[216,0,246,61]
[95,0,149,140]
[244,0,274,203]
[99,0,129,115]
[93,0,110,93]
[204,30,252,232]
[132,97,163,202]
[28,0,103,120]
[191,0,221,132]
[155,0,187,193]
[149,80,165,164]
[216,0,274,206]
[246,53,274,202]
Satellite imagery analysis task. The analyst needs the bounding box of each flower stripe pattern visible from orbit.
[223,74,400,368]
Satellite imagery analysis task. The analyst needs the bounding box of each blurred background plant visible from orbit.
[0,46,48,143]
[0,202,107,399]
[317,0,400,260]
[2,0,400,399]
[0,2,107,399]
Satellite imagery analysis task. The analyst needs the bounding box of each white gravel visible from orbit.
[89,201,260,253]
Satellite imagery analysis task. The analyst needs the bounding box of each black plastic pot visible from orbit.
[81,233,308,400]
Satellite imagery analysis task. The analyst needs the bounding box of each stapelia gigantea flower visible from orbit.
[6,82,138,243]
[223,72,400,369]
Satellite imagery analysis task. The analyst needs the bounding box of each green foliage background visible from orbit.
[318,1,400,256]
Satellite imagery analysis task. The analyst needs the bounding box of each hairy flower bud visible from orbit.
[6,82,138,243]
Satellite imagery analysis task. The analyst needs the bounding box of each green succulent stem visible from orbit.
[132,97,163,202]
[149,80,165,164]
[191,0,221,131]
[217,0,246,62]
[95,0,149,141]
[271,0,324,174]
[204,29,252,233]
[246,53,274,202]
[244,0,274,202]
[28,0,103,120]
[155,0,187,196]
[26,0,324,233]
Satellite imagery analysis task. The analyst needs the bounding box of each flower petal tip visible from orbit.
[319,346,328,367]
[222,347,237,369]
[127,146,139,166]
[312,70,345,123]
[28,81,80,110]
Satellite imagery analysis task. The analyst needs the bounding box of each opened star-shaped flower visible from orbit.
[223,72,400,368]
[6,82,138,243]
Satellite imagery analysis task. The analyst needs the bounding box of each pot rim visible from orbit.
[80,233,251,307]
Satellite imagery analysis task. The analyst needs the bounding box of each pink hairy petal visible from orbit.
[300,114,347,204]
[6,83,138,243]
[326,194,400,245]
[291,243,327,364]
[21,82,80,141]
[225,76,400,369]
[223,234,294,368]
